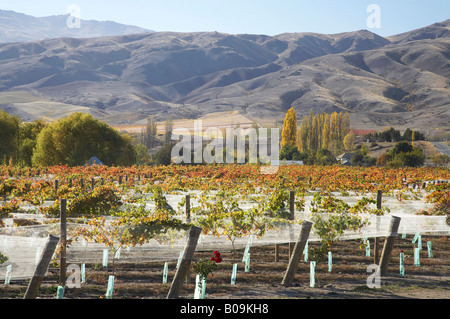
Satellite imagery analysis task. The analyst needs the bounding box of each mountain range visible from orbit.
[0,10,448,135]
[0,9,152,43]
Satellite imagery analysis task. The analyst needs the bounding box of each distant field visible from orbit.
[112,111,268,134]
[0,91,41,104]
[0,91,93,121]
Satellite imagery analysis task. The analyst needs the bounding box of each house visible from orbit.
[336,153,355,165]
[85,156,104,166]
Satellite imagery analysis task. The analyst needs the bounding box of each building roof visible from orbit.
[337,153,355,160]
[85,156,104,166]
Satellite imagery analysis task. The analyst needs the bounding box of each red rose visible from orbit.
[215,257,222,263]
[210,257,216,261]
[214,251,220,257]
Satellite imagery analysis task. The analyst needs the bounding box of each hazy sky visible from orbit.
[1,0,449,36]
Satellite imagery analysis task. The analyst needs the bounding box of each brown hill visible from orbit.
[0,19,448,134]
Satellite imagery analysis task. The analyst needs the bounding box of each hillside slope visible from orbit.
[0,10,152,44]
[0,18,448,132]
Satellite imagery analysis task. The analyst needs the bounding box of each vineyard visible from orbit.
[0,164,449,300]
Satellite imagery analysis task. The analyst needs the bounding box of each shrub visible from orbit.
[279,144,302,161]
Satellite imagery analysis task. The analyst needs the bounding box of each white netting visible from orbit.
[0,190,449,281]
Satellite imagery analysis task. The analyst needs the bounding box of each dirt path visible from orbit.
[432,142,450,157]
[0,235,448,300]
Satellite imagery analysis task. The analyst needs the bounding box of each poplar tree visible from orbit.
[343,131,355,151]
[297,117,308,153]
[296,110,351,157]
[322,113,330,150]
[330,112,339,154]
[281,107,298,148]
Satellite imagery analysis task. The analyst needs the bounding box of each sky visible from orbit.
[1,0,449,36]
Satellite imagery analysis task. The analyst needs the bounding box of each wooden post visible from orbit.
[378,216,401,277]
[167,226,202,299]
[91,177,95,191]
[24,235,59,299]
[374,190,382,265]
[185,194,191,223]
[59,198,67,287]
[289,190,295,258]
[54,180,59,193]
[281,221,313,287]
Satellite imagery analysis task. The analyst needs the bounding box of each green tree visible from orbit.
[134,144,151,165]
[401,148,425,167]
[164,116,173,144]
[388,141,413,157]
[32,112,136,167]
[0,111,20,165]
[18,119,46,167]
[314,148,336,166]
[152,142,176,165]
[403,128,425,141]
[279,144,301,161]
[140,118,158,149]
[382,141,425,167]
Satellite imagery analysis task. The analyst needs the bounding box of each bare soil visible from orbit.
[0,235,448,300]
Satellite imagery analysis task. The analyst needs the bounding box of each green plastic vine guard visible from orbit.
[303,241,308,262]
[194,275,206,299]
[163,261,168,283]
[231,263,237,285]
[56,286,64,299]
[414,248,420,267]
[310,261,316,287]
[364,237,370,257]
[242,236,252,262]
[427,241,433,258]
[81,264,86,284]
[201,279,206,299]
[328,251,332,272]
[399,252,405,277]
[114,247,121,259]
[194,275,200,299]
[102,249,108,267]
[176,250,183,269]
[4,265,12,284]
[244,253,250,272]
[412,232,420,244]
[105,275,115,299]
